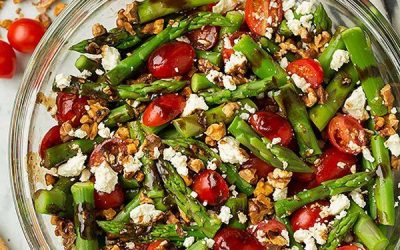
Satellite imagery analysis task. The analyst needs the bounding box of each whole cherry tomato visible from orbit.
[328,114,366,155]
[214,227,264,250]
[7,18,45,53]
[287,58,324,88]
[249,111,294,147]
[290,201,331,231]
[242,153,274,179]
[248,219,286,247]
[89,138,127,169]
[39,125,62,158]
[245,0,283,36]
[336,245,362,250]
[0,40,17,78]
[187,26,219,51]
[192,170,229,206]
[142,94,185,127]
[94,184,125,209]
[55,92,88,127]
[147,41,195,78]
[315,147,357,184]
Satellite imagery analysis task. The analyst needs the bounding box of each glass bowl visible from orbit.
[9,0,400,249]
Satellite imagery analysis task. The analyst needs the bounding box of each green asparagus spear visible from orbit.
[187,241,208,250]
[214,11,244,52]
[277,217,304,250]
[191,73,218,93]
[278,84,322,161]
[309,64,359,131]
[119,175,140,189]
[106,12,233,85]
[157,160,222,237]
[146,224,206,243]
[196,50,222,67]
[34,177,74,217]
[274,171,375,217]
[233,35,288,86]
[341,27,388,116]
[362,157,378,219]
[313,3,332,34]
[199,77,277,105]
[317,26,347,82]
[71,182,99,250]
[113,192,141,223]
[224,194,248,230]
[103,104,135,128]
[75,55,102,74]
[228,116,313,173]
[278,20,293,37]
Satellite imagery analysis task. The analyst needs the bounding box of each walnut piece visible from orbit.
[248,195,274,224]
[302,88,318,107]
[391,156,400,170]
[92,23,107,37]
[267,169,292,189]
[380,84,395,109]
[115,127,130,140]
[188,159,204,173]
[33,0,57,13]
[0,19,12,30]
[254,181,274,197]
[205,123,226,141]
[222,102,241,118]
[198,58,220,73]
[54,218,76,250]
[54,2,66,16]
[102,208,117,220]
[239,168,258,184]
[36,13,52,29]
[141,19,164,35]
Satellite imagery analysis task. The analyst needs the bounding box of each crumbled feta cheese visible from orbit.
[163,147,189,176]
[190,191,198,198]
[218,206,233,224]
[296,0,317,15]
[243,103,256,114]
[280,57,289,69]
[176,36,191,44]
[80,70,92,79]
[218,136,249,164]
[281,230,290,246]
[272,137,282,145]
[287,18,302,36]
[283,0,295,11]
[343,87,369,121]
[57,150,87,177]
[92,162,118,193]
[362,147,375,163]
[337,162,346,169]
[310,223,328,245]
[129,204,163,225]
[123,155,142,173]
[207,159,218,170]
[125,242,135,249]
[95,69,104,75]
[273,187,288,201]
[225,51,248,75]
[299,14,314,31]
[350,164,357,174]
[222,75,237,90]
[212,0,245,14]
[384,134,400,157]
[73,128,87,139]
[391,107,398,114]
[238,212,247,224]
[153,147,160,159]
[239,113,250,120]
[206,69,224,83]
[265,27,274,39]
[326,194,351,216]
[182,94,209,117]
[330,50,350,71]
[55,74,71,90]
[98,122,111,138]
[294,229,317,250]
[350,188,366,208]
[291,73,310,93]
[101,45,120,71]
[79,169,91,182]
[204,238,215,248]
[183,236,195,248]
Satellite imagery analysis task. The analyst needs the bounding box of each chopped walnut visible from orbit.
[188,159,204,173]
[316,86,328,104]
[379,114,399,137]
[314,32,331,51]
[254,181,274,197]
[141,134,162,160]
[127,142,138,155]
[128,73,155,85]
[33,0,57,13]
[135,171,145,182]
[92,23,107,37]
[267,169,292,189]
[117,8,137,35]
[205,123,226,141]
[374,116,385,130]
[45,174,58,186]
[222,102,241,118]
[87,122,99,140]
[0,19,12,30]
[87,102,110,123]
[391,156,400,170]
[36,13,52,29]
[380,84,395,109]
[166,212,180,225]
[102,208,117,220]
[124,2,139,23]
[179,208,191,223]
[182,175,193,186]
[239,168,258,184]
[54,218,76,250]
[248,195,274,224]
[86,42,101,54]
[198,58,220,73]
[181,86,193,99]
[302,88,318,107]
[139,192,153,204]
[205,136,217,147]
[142,19,164,35]
[54,2,66,16]
[60,122,73,142]
[299,27,312,43]
[115,127,130,140]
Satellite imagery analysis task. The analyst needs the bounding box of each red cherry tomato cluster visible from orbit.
[142,94,186,127]
[0,18,45,79]
[290,201,331,231]
[191,170,230,206]
[56,92,88,127]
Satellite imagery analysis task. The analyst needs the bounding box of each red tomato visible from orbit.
[39,125,62,158]
[142,94,185,127]
[192,170,229,206]
[242,153,274,178]
[245,0,283,36]
[290,201,330,231]
[56,92,88,127]
[328,114,367,155]
[316,147,357,184]
[89,138,127,169]
[7,18,45,53]
[287,59,324,88]
[187,26,219,51]
[248,219,286,246]
[214,227,264,250]
[147,41,195,78]
[147,240,167,250]
[293,171,315,183]
[337,245,362,250]
[249,111,294,146]
[94,184,125,209]
[0,40,17,79]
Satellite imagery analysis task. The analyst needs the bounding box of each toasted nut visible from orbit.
[179,208,191,223]
[124,2,139,23]
[0,19,12,30]
[36,13,52,29]
[135,171,145,182]
[239,168,258,184]
[254,181,274,197]
[316,86,328,104]
[248,195,274,224]
[222,102,240,118]
[380,84,395,109]
[267,169,293,189]
[89,122,98,140]
[182,175,193,186]
[92,23,107,37]
[115,127,130,140]
[102,208,117,220]
[374,116,385,130]
[205,136,217,147]
[88,102,110,122]
[80,115,93,124]
[60,122,73,142]
[33,0,57,13]
[198,58,220,73]
[188,159,205,173]
[205,123,226,141]
[50,215,59,225]
[45,174,58,186]
[54,2,66,16]
[141,19,164,35]
[303,88,318,107]
[166,212,180,225]
[127,143,138,155]
[391,156,400,170]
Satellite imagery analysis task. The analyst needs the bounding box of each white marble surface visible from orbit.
[0,0,394,249]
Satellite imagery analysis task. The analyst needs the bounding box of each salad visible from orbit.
[33,0,400,249]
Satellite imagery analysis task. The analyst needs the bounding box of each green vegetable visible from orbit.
[187,241,208,250]
[225,194,248,229]
[196,50,222,67]
[191,73,218,93]
[75,55,102,74]
[313,3,332,34]
[214,10,244,52]
[103,104,135,128]
[278,20,293,37]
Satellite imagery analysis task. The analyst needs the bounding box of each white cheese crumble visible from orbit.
[55,74,71,90]
[95,69,104,75]
[291,74,310,93]
[79,169,91,182]
[294,229,317,250]
[362,147,375,163]
[296,0,317,15]
[238,212,247,224]
[129,204,163,225]
[101,45,121,71]
[337,162,346,169]
[384,134,400,157]
[183,236,195,248]
[80,70,92,79]
[163,147,189,176]
[280,57,289,69]
[182,94,209,117]
[98,122,112,138]
[212,0,244,14]
[283,0,296,11]
[330,50,350,71]
[218,206,233,224]
[273,187,288,201]
[225,51,248,75]
[204,238,215,248]
[207,159,218,170]
[222,75,237,91]
[343,86,370,121]
[190,191,198,198]
[176,36,191,44]
[286,11,302,35]
[57,150,87,177]
[321,194,351,218]
[71,128,87,139]
[294,223,327,248]
[92,162,118,193]
[218,136,249,164]
[350,188,366,208]
[123,155,142,173]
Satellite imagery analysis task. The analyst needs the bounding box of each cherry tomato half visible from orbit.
[142,94,185,127]
[147,41,195,78]
[248,219,286,246]
[0,40,17,79]
[39,125,62,158]
[89,138,127,170]
[56,92,88,127]
[147,240,167,250]
[214,227,264,250]
[245,0,283,36]
[7,18,45,53]
[328,114,367,155]
[249,111,294,147]
[192,170,229,206]
[290,201,330,231]
[315,147,357,184]
[94,184,125,209]
[336,245,362,250]
[287,59,324,88]
[242,153,275,179]
[187,26,219,51]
